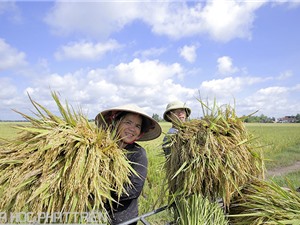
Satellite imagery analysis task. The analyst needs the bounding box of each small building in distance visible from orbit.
[277,116,297,123]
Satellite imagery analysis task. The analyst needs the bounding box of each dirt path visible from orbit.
[266,161,300,177]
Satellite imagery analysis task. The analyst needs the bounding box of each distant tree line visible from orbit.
[152,113,300,123]
[152,114,161,122]
[244,114,300,123]
[243,114,276,123]
[2,113,299,124]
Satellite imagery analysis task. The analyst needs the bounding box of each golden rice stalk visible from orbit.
[172,193,228,225]
[228,178,300,225]
[165,99,264,208]
[0,92,134,223]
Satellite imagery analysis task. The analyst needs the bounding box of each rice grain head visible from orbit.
[164,99,265,209]
[228,178,300,225]
[0,91,134,223]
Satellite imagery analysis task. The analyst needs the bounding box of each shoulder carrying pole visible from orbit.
[118,205,169,225]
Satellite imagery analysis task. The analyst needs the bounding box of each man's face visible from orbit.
[170,109,187,122]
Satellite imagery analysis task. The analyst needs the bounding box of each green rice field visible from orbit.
[1,121,300,224]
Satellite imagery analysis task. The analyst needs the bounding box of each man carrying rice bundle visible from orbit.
[161,100,265,224]
[162,100,191,157]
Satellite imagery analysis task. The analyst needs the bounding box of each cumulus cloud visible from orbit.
[141,0,266,42]
[257,86,288,95]
[277,70,293,80]
[0,77,18,99]
[237,82,300,118]
[291,83,300,92]
[0,39,27,71]
[217,56,238,75]
[241,86,290,116]
[0,77,28,120]
[2,1,299,121]
[200,0,266,42]
[44,2,141,38]
[19,58,192,120]
[44,1,266,42]
[134,47,166,59]
[179,45,198,63]
[54,39,122,61]
[199,76,266,100]
[114,58,183,86]
[271,1,300,9]
[0,1,22,23]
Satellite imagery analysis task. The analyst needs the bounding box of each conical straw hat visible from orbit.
[163,100,191,122]
[95,104,162,141]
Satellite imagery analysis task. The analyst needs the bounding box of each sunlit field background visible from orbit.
[1,121,300,224]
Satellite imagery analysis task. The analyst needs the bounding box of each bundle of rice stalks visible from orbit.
[172,193,228,225]
[165,99,265,208]
[228,178,300,224]
[0,92,134,223]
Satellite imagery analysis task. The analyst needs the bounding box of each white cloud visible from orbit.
[277,70,293,80]
[270,1,300,9]
[142,0,266,42]
[238,82,300,118]
[44,1,266,42]
[114,58,183,86]
[14,58,192,120]
[0,77,18,99]
[0,39,27,71]
[23,69,280,121]
[200,76,265,99]
[292,83,300,91]
[217,56,238,75]
[45,2,141,38]
[256,86,288,95]
[0,77,29,120]
[0,1,22,23]
[241,86,290,116]
[200,0,266,42]
[134,47,166,59]
[54,39,122,61]
[179,45,198,63]
[140,2,205,39]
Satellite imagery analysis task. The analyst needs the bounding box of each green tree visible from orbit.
[244,114,274,123]
[296,114,300,123]
[152,113,161,122]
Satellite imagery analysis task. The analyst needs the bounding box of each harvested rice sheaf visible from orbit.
[165,100,265,208]
[228,178,300,225]
[0,92,133,223]
[173,193,229,225]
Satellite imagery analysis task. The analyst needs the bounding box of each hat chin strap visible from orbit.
[121,132,145,146]
[132,132,144,143]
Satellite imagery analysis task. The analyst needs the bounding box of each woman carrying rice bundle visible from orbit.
[95,104,162,225]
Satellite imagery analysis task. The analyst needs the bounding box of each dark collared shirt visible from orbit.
[108,142,148,225]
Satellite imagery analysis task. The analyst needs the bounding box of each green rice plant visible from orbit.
[246,123,300,169]
[172,193,228,225]
[228,178,300,224]
[270,171,300,188]
[0,92,134,223]
[0,122,23,140]
[164,99,265,209]
[246,123,300,154]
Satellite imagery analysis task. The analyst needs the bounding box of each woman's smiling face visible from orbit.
[117,113,142,146]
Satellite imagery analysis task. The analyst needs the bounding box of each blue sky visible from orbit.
[1,0,300,121]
